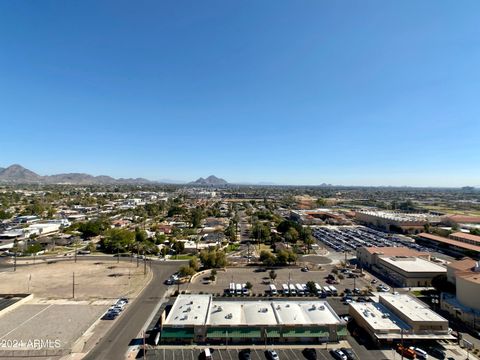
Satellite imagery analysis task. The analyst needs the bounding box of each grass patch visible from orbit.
[226,243,240,252]
[174,254,195,260]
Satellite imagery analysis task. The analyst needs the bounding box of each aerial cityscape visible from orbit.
[1,1,480,360]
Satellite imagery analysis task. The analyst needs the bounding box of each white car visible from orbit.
[266,349,279,360]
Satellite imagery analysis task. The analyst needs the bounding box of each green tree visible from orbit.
[135,228,148,243]
[285,228,299,244]
[199,249,227,269]
[245,281,253,291]
[102,228,135,253]
[190,207,204,228]
[189,257,201,271]
[172,241,185,256]
[269,270,277,282]
[260,250,276,266]
[306,281,317,294]
[78,219,109,239]
[179,265,196,277]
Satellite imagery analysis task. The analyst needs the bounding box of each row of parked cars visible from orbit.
[313,226,434,253]
[236,347,357,360]
[102,297,128,320]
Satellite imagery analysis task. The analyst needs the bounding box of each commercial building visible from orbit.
[449,232,480,247]
[290,209,351,225]
[445,258,480,312]
[357,247,445,287]
[418,232,480,259]
[159,294,346,344]
[355,211,442,234]
[349,293,452,344]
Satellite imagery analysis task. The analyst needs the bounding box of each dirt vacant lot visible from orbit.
[0,259,149,300]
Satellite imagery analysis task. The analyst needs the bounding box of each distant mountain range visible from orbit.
[189,175,228,186]
[0,164,153,185]
[0,165,231,186]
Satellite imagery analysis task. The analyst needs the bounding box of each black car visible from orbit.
[302,348,317,360]
[340,348,357,360]
[428,347,445,359]
[239,349,251,360]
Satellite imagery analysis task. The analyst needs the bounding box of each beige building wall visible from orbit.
[456,276,480,311]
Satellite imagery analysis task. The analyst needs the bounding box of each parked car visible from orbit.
[428,347,445,359]
[302,348,317,360]
[330,349,347,360]
[396,344,416,359]
[340,348,357,360]
[265,349,279,360]
[411,347,428,359]
[301,267,309,272]
[239,349,251,360]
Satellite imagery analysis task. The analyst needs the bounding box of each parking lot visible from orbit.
[0,302,107,351]
[313,226,434,253]
[145,343,473,360]
[146,347,378,360]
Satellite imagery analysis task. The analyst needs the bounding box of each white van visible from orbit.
[288,283,296,295]
[235,283,242,295]
[203,348,212,360]
[268,284,278,295]
[242,283,249,295]
[295,283,305,295]
[282,284,289,295]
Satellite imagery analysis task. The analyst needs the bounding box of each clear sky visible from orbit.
[1,1,479,186]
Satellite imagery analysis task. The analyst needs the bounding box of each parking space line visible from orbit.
[317,350,330,360]
[288,348,299,360]
[0,304,53,339]
[217,348,224,360]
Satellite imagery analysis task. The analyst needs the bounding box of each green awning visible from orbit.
[207,327,262,338]
[161,328,194,338]
[266,329,281,337]
[337,327,348,336]
[282,328,329,338]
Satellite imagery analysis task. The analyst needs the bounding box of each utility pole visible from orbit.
[72,272,75,299]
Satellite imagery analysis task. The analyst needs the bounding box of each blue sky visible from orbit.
[1,1,479,186]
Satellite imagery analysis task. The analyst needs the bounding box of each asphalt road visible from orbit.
[83,259,185,360]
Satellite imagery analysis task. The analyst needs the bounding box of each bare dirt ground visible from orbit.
[0,259,150,301]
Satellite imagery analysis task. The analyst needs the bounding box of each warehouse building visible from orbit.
[349,293,452,344]
[159,295,346,344]
[354,211,441,234]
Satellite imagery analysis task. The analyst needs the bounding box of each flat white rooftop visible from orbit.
[168,295,341,327]
[380,256,447,273]
[207,301,277,326]
[350,302,403,331]
[164,294,211,326]
[379,294,448,323]
[358,211,441,223]
[272,301,341,325]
